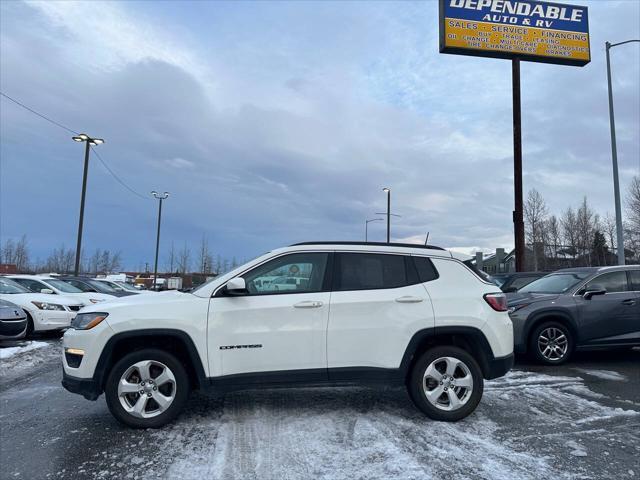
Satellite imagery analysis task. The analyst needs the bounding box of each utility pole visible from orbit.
[71,134,104,276]
[151,191,170,291]
[383,188,391,243]
[606,39,639,265]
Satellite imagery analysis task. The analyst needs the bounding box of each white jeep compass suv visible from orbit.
[62,242,514,428]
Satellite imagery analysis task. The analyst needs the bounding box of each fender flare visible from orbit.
[92,328,207,390]
[399,326,496,378]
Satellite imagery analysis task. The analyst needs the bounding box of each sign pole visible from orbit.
[512,58,525,272]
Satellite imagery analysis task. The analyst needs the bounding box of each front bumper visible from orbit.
[62,371,101,401]
[0,318,28,339]
[486,353,514,380]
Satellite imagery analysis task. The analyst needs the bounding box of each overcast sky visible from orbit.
[1,0,639,269]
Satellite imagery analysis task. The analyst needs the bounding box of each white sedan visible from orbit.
[9,275,114,306]
[0,277,83,335]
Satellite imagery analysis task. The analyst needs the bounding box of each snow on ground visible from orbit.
[67,370,637,480]
[0,339,58,383]
[573,368,627,382]
[0,341,50,360]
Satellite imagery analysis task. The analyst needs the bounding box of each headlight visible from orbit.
[71,312,109,330]
[31,301,65,311]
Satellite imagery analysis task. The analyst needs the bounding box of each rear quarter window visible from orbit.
[433,258,491,286]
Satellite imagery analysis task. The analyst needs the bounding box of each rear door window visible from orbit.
[334,253,408,291]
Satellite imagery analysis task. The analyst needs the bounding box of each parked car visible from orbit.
[57,276,134,298]
[492,272,547,293]
[507,266,640,365]
[0,277,82,336]
[93,279,141,295]
[62,241,513,428]
[9,275,114,305]
[116,281,153,293]
[0,299,28,340]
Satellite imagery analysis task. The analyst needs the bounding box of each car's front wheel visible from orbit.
[529,321,573,365]
[408,346,483,421]
[105,349,190,428]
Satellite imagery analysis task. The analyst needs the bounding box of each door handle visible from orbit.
[395,296,424,303]
[293,301,323,308]
[621,299,636,306]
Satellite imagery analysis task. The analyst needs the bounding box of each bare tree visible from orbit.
[524,189,548,270]
[177,243,191,274]
[198,235,214,274]
[545,215,561,262]
[576,197,598,266]
[603,212,617,255]
[1,235,30,272]
[625,176,640,259]
[166,242,176,274]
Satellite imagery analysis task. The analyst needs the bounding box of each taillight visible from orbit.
[484,293,508,312]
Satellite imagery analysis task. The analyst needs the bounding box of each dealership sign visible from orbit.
[439,0,590,66]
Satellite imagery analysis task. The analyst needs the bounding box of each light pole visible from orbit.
[151,191,170,291]
[606,39,639,265]
[365,218,384,242]
[383,188,391,243]
[71,134,104,276]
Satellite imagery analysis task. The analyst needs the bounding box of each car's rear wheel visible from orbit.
[105,349,189,428]
[408,346,483,421]
[529,321,573,365]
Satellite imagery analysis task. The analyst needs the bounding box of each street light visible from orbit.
[71,133,104,275]
[365,218,384,242]
[606,39,639,266]
[151,191,170,291]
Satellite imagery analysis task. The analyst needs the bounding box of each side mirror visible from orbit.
[40,288,54,294]
[583,287,606,300]
[225,277,247,295]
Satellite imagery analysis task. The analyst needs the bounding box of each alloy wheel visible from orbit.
[422,356,474,411]
[117,360,176,419]
[537,327,568,361]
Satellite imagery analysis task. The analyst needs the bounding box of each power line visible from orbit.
[91,147,149,200]
[0,91,79,135]
[1,90,150,200]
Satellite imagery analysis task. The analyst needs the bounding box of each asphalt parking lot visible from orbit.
[0,340,638,480]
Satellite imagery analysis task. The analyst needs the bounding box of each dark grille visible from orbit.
[68,305,82,312]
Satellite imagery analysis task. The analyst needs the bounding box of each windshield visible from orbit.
[44,278,83,293]
[116,281,140,292]
[519,272,590,294]
[0,277,31,294]
[86,279,117,293]
[98,280,125,291]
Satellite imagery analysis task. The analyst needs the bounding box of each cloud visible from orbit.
[1,0,639,267]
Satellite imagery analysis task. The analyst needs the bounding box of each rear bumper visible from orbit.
[486,353,514,380]
[61,371,101,401]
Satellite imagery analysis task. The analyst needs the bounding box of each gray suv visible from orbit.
[508,266,640,364]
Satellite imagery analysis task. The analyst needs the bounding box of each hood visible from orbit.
[507,292,561,307]
[0,293,84,308]
[79,289,189,313]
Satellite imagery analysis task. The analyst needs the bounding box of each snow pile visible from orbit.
[0,341,50,360]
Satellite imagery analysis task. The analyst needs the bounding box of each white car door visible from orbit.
[208,252,331,381]
[327,252,435,372]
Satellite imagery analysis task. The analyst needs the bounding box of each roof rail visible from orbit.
[290,241,446,251]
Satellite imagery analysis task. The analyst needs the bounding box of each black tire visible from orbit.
[105,349,190,428]
[25,313,35,338]
[529,321,573,365]
[407,346,483,422]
